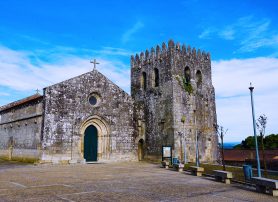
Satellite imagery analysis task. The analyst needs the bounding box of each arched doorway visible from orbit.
[84,125,98,162]
[138,139,144,161]
[80,115,110,161]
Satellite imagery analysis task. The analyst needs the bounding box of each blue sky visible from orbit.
[0,0,278,142]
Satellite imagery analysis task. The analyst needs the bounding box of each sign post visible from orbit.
[162,146,172,164]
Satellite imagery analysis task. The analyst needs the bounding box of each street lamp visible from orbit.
[249,83,261,177]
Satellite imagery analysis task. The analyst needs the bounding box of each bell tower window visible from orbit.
[184,66,190,83]
[196,70,202,88]
[141,72,147,90]
[154,68,159,87]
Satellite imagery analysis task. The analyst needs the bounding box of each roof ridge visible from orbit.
[0,93,43,112]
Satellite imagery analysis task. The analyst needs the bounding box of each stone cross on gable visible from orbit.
[35,89,40,94]
[90,59,100,70]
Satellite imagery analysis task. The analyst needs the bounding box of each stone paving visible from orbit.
[0,161,276,202]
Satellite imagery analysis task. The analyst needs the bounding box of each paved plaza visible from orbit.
[0,161,276,202]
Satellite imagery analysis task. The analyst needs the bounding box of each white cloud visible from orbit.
[199,16,278,53]
[212,57,278,97]
[219,27,235,40]
[213,57,278,142]
[0,92,10,96]
[199,27,235,40]
[198,28,215,39]
[122,21,144,43]
[0,46,131,98]
[93,47,133,57]
[238,34,278,53]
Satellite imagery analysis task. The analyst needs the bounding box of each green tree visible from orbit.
[264,134,278,149]
[234,134,278,149]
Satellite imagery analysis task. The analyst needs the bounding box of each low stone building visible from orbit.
[0,94,43,161]
[0,40,218,164]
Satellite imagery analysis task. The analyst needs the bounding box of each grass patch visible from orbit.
[11,156,39,164]
[0,156,38,164]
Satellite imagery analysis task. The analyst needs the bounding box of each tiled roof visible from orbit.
[0,94,43,112]
[224,149,278,161]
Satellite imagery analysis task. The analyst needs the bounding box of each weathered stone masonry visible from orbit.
[0,39,218,163]
[0,94,43,161]
[42,70,135,162]
[131,40,218,162]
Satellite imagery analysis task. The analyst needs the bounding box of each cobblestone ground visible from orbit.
[0,161,276,202]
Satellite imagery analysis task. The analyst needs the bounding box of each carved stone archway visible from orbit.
[79,115,110,161]
[135,134,145,161]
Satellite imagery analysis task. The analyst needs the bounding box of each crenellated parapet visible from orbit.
[131,39,217,163]
[131,39,210,68]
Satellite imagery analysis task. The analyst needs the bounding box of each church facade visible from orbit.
[0,40,218,164]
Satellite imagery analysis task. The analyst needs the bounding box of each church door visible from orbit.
[84,125,98,162]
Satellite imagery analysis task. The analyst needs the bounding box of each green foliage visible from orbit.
[234,134,278,149]
[264,134,278,149]
[233,136,257,149]
[181,116,186,123]
[176,75,193,94]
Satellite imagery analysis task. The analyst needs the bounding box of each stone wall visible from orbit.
[0,95,43,161]
[42,70,135,163]
[170,41,218,162]
[0,40,218,164]
[131,40,218,162]
[131,44,175,160]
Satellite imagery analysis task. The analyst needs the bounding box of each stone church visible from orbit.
[0,40,218,164]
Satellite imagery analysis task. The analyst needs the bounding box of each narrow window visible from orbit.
[154,68,159,87]
[196,70,202,87]
[184,66,191,83]
[141,72,147,90]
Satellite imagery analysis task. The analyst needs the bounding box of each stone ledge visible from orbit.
[213,170,233,184]
[190,166,204,176]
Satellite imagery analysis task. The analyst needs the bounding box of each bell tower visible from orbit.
[131,39,218,163]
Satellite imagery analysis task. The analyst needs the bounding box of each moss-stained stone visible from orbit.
[0,39,218,164]
[131,40,218,162]
[42,70,136,163]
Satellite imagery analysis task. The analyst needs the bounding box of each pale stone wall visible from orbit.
[171,42,218,162]
[42,70,135,163]
[131,44,175,160]
[131,40,218,162]
[0,40,218,164]
[0,97,43,161]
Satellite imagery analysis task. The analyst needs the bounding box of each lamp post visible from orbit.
[249,83,261,177]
